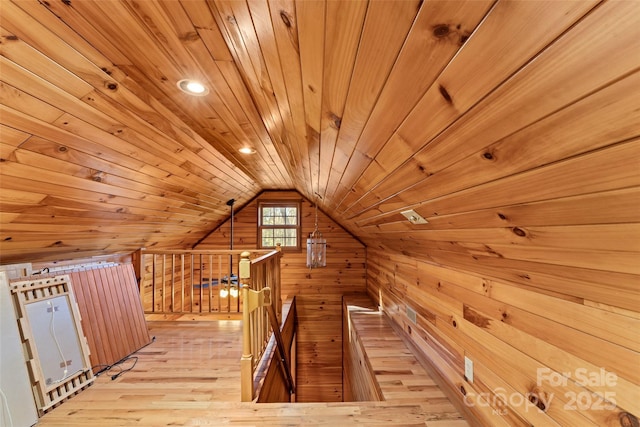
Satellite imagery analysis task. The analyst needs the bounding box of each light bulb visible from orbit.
[177,79,209,96]
[186,81,205,94]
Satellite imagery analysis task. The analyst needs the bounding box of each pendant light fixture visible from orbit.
[306,197,326,269]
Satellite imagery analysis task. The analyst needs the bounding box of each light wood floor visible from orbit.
[37,320,470,426]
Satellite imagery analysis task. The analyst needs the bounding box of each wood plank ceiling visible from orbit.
[1,0,639,266]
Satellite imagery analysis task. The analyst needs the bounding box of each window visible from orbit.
[258,202,300,249]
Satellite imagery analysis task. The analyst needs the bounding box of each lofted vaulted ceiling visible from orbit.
[1,0,639,267]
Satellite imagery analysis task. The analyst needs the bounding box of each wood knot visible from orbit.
[452,319,457,328]
[4,237,12,241]
[433,24,450,38]
[280,11,292,28]
[58,146,68,152]
[620,412,640,427]
[329,113,341,129]
[439,85,452,103]
[497,213,507,220]
[180,31,199,42]
[106,82,118,91]
[62,0,72,5]
[5,35,19,41]
[512,227,526,237]
[483,152,494,160]
[460,385,466,395]
[100,67,112,75]
[527,388,549,412]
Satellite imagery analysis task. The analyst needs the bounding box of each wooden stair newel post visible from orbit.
[240,251,253,401]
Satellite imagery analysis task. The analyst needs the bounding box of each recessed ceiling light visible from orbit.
[239,147,256,154]
[177,79,209,96]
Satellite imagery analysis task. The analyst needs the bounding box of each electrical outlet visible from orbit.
[464,356,474,383]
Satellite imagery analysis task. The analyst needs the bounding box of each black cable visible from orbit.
[110,356,138,380]
[91,363,113,376]
[93,336,156,381]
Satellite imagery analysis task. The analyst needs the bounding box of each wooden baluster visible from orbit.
[208,254,213,313]
[171,254,175,313]
[161,254,166,313]
[189,254,194,313]
[152,254,156,313]
[180,254,185,313]
[199,254,203,313]
[217,254,222,313]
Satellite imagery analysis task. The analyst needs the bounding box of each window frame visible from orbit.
[257,201,301,251]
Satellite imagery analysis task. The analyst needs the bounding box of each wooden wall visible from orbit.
[196,190,366,402]
[69,264,152,369]
[367,248,639,426]
[2,2,638,422]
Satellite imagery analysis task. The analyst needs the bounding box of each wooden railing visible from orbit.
[255,298,297,403]
[238,248,294,401]
[134,247,291,402]
[134,249,272,315]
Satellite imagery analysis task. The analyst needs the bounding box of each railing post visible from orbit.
[241,284,253,401]
[133,248,145,290]
[240,251,253,401]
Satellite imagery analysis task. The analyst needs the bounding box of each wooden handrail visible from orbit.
[139,249,269,256]
[239,248,288,401]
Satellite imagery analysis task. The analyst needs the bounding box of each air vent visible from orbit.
[400,209,428,224]
[406,306,417,324]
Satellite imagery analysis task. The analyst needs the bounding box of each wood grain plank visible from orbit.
[335,0,599,210]
[245,0,303,183]
[13,0,133,72]
[179,0,233,62]
[296,0,324,193]
[324,0,420,203]
[268,0,313,195]
[353,139,640,225]
[317,0,367,200]
[333,0,493,205]
[350,69,640,216]
[341,0,638,216]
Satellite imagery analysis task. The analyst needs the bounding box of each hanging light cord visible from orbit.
[313,198,319,236]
